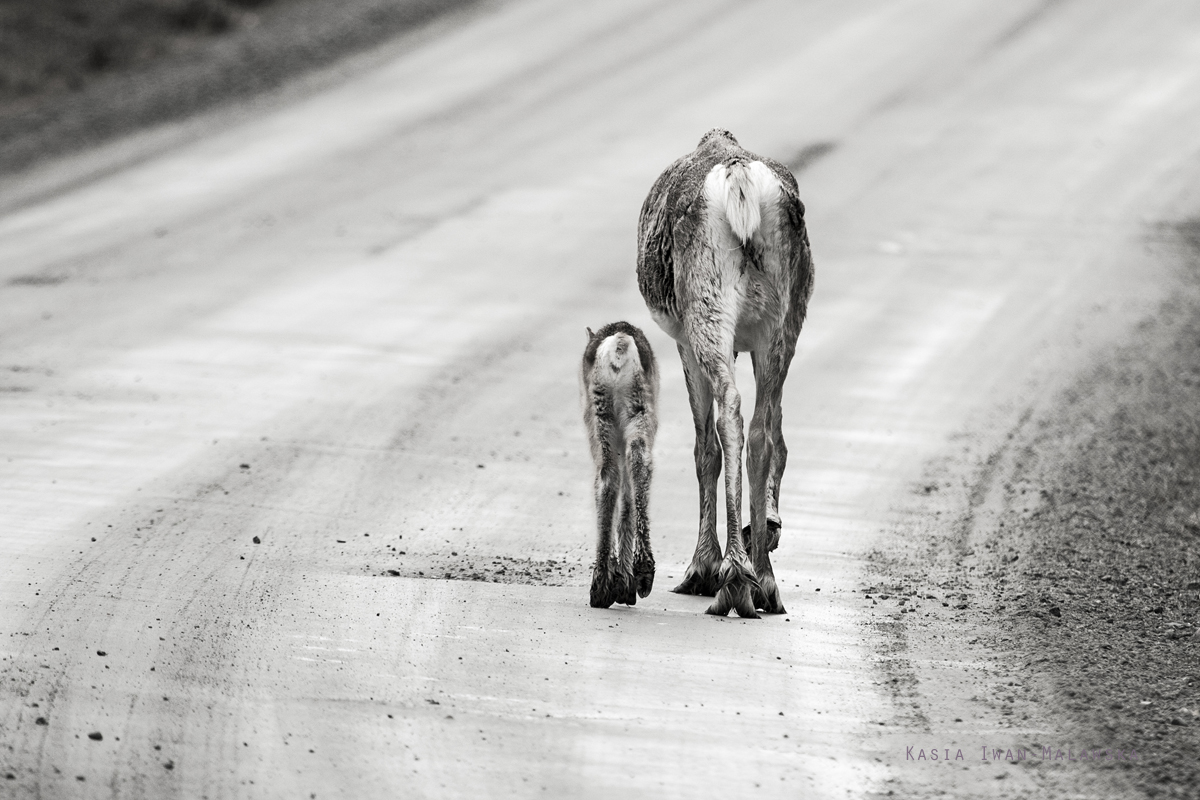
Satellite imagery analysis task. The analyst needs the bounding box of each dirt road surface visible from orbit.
[3,1,1200,797]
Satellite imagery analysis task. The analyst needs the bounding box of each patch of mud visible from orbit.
[378,554,586,586]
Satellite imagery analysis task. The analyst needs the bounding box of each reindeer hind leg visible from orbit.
[698,351,758,619]
[747,349,789,614]
[672,345,724,596]
[765,426,786,554]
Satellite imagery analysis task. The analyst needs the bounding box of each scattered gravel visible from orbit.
[379,553,585,586]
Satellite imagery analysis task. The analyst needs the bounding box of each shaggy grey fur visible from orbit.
[636,129,814,618]
[580,321,660,608]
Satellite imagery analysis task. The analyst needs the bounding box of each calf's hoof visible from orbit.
[634,553,655,598]
[590,568,616,609]
[620,573,638,606]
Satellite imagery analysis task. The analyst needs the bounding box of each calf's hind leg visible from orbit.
[628,436,655,598]
[589,417,621,609]
[616,466,638,606]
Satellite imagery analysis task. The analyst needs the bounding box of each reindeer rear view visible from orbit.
[580,322,659,609]
[637,129,814,618]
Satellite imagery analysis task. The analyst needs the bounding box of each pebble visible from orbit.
[88,732,103,741]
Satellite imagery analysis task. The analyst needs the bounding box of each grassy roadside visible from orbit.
[989,220,1200,798]
[864,221,1200,799]
[0,0,476,175]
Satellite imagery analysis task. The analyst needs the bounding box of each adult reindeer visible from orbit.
[637,129,814,618]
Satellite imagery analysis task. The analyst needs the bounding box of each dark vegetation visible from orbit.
[867,221,1200,799]
[0,0,473,174]
[995,220,1200,798]
[0,0,264,102]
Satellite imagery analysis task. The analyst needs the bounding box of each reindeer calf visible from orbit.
[580,322,659,608]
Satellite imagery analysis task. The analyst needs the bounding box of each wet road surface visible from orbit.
[3,0,1200,796]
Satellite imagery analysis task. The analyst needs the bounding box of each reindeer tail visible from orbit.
[722,161,762,244]
[707,160,781,245]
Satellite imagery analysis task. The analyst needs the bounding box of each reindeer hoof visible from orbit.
[635,568,655,598]
[707,586,759,618]
[590,568,617,609]
[671,553,722,596]
[620,575,638,606]
[634,553,655,598]
[739,521,782,554]
[705,556,761,618]
[752,572,787,614]
[766,519,782,553]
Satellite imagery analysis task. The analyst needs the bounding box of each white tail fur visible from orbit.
[723,162,760,242]
[706,161,779,244]
[594,333,639,383]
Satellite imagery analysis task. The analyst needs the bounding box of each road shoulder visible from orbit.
[865,220,1200,799]
[0,0,480,178]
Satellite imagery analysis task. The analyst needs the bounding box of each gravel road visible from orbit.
[3,1,1200,797]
